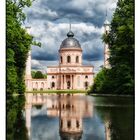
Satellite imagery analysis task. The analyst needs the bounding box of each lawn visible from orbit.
[25,89,87,94]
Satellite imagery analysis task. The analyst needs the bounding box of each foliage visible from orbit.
[31,70,36,78]
[89,68,110,93]
[44,73,47,78]
[33,71,44,78]
[90,0,134,95]
[6,0,34,139]
[32,71,47,79]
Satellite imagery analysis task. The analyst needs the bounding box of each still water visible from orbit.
[25,93,134,140]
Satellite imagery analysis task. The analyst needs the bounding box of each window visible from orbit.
[41,82,44,88]
[85,82,88,89]
[35,82,38,90]
[51,82,55,88]
[85,75,88,78]
[52,76,55,79]
[60,56,63,63]
[76,56,79,63]
[67,120,71,128]
[67,56,71,63]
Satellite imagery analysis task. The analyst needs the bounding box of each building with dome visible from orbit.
[25,20,110,91]
[25,19,110,91]
[25,26,95,91]
[47,30,94,90]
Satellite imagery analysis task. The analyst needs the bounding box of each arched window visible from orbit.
[67,56,71,63]
[40,82,44,91]
[51,82,55,88]
[60,56,63,63]
[76,56,79,63]
[35,82,38,90]
[41,82,44,88]
[52,76,54,79]
[85,75,88,78]
[85,82,88,89]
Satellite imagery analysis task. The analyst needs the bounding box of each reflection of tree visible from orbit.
[14,110,29,140]
[96,106,134,140]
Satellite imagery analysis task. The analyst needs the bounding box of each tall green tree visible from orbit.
[90,0,134,94]
[6,0,34,139]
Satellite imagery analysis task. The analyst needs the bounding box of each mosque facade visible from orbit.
[47,30,94,90]
[25,19,110,91]
[25,28,94,91]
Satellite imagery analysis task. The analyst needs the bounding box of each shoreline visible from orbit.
[25,90,134,97]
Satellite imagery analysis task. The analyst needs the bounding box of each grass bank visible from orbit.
[89,93,134,97]
[26,89,87,94]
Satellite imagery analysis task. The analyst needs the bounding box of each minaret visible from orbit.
[104,10,110,68]
[25,25,32,91]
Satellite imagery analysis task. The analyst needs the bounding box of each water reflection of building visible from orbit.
[59,95,93,140]
[25,94,93,139]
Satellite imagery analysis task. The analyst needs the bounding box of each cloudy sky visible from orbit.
[24,0,117,73]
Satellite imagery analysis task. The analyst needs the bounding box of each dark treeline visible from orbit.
[31,71,47,79]
[90,0,134,95]
[6,0,34,139]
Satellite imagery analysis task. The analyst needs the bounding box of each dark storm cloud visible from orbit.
[24,0,117,71]
[26,0,116,27]
[32,51,58,61]
[83,48,103,61]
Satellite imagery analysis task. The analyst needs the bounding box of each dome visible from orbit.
[60,31,81,49]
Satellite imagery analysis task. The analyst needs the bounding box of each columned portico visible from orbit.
[58,74,76,90]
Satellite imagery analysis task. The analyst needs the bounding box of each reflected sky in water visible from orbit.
[25,94,134,140]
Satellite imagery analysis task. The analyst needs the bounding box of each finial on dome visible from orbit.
[69,18,71,31]
[67,18,74,37]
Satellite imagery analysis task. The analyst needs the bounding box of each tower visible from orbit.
[47,22,94,90]
[103,11,110,68]
[58,25,82,90]
[25,26,32,91]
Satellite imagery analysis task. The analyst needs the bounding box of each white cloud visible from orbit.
[24,0,117,73]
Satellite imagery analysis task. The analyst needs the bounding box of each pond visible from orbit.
[25,93,134,140]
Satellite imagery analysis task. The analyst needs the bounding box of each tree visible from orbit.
[91,0,134,94]
[6,0,34,139]
[89,68,112,94]
[31,70,36,78]
[105,0,134,94]
[34,71,44,79]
